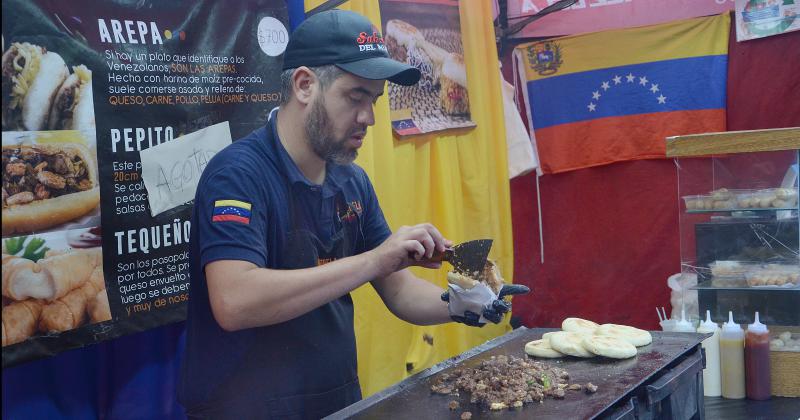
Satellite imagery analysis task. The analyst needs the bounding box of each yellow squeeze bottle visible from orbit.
[719,311,745,399]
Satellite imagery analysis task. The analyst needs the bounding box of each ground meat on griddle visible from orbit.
[460,412,472,420]
[585,383,598,394]
[448,400,459,410]
[430,355,573,410]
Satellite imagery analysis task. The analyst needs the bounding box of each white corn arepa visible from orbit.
[595,324,653,347]
[548,331,594,358]
[582,334,637,359]
[541,331,558,341]
[562,317,600,335]
[524,339,564,358]
[22,51,68,130]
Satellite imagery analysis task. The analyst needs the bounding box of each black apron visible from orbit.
[191,129,365,420]
[258,185,364,419]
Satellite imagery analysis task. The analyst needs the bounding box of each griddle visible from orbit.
[325,327,709,419]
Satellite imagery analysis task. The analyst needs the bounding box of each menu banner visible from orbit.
[1,0,287,367]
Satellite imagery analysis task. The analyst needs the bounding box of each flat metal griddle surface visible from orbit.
[326,327,708,420]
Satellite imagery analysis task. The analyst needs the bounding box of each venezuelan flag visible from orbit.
[212,200,251,224]
[515,14,730,174]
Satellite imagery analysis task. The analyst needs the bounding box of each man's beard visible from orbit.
[306,96,358,165]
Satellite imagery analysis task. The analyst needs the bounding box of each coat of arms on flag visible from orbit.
[526,40,562,76]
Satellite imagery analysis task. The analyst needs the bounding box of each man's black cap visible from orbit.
[282,9,421,86]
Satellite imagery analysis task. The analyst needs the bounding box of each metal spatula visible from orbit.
[427,239,493,276]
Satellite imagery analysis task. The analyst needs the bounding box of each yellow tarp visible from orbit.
[305,0,513,397]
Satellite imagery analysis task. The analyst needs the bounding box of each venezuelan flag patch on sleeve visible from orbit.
[212,200,252,224]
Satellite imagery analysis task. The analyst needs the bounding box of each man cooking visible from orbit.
[178,9,528,419]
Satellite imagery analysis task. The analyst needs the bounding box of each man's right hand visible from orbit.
[368,223,453,278]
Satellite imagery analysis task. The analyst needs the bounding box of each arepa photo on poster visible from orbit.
[2,130,101,238]
[2,37,95,134]
[380,0,476,135]
[2,227,110,347]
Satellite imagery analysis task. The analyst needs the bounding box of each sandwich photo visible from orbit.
[48,65,94,132]
[386,19,442,86]
[439,53,469,115]
[385,19,424,64]
[2,42,68,131]
[2,142,100,236]
[381,1,476,135]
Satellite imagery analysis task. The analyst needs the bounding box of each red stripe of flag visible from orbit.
[212,214,250,224]
[534,109,725,174]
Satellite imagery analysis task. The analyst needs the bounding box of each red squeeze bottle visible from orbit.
[745,311,771,400]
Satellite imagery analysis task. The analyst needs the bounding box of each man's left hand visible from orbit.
[441,283,530,327]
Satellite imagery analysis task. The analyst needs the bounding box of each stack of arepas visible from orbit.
[525,318,652,360]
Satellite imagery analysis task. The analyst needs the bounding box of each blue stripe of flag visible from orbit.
[528,55,727,129]
[213,206,251,218]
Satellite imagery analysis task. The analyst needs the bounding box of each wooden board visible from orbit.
[666,127,800,157]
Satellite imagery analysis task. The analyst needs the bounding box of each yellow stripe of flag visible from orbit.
[520,14,730,81]
[214,199,252,210]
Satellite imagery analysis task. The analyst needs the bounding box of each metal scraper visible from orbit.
[430,239,493,276]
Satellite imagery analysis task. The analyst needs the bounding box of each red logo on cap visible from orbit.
[356,31,384,45]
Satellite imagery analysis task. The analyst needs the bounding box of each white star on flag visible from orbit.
[650,84,659,93]
[626,73,635,82]
[657,94,667,104]
[588,102,597,112]
[592,91,601,100]
[639,76,648,85]
[601,81,610,91]
[613,75,622,84]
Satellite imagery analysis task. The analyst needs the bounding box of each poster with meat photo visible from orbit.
[2,130,101,238]
[2,32,100,238]
[380,0,476,136]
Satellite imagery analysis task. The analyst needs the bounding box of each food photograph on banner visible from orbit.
[380,0,476,136]
[2,228,109,347]
[2,33,109,350]
[2,131,101,238]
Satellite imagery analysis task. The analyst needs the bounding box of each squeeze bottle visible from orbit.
[697,310,721,397]
[745,312,771,400]
[720,311,745,399]
[673,305,696,333]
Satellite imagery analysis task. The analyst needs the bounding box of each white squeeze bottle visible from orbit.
[673,305,696,333]
[697,310,721,397]
[720,311,746,399]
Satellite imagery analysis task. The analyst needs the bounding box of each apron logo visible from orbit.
[337,201,362,223]
[212,199,252,224]
[317,257,336,266]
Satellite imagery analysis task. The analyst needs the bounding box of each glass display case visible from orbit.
[667,128,799,329]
